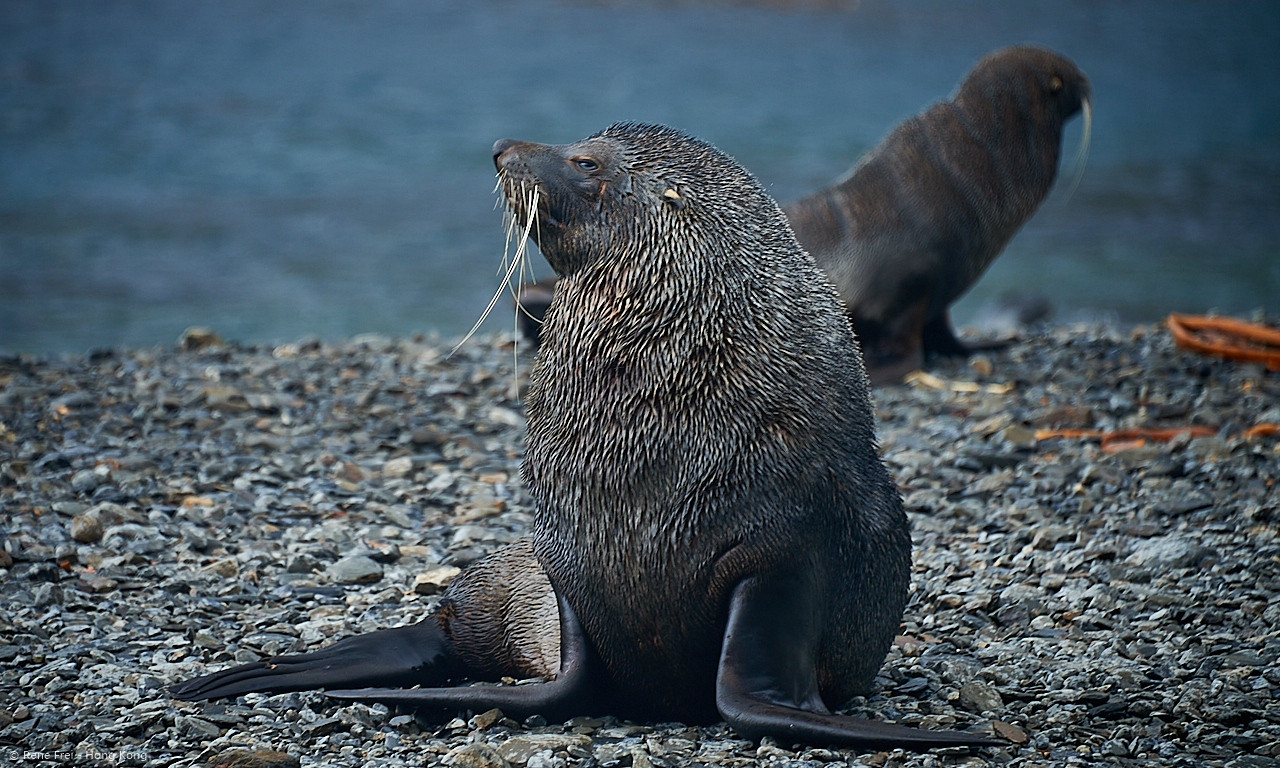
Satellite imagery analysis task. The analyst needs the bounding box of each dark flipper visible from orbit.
[326,592,594,722]
[921,311,1009,358]
[715,573,1003,751]
[169,619,461,701]
[854,297,929,386]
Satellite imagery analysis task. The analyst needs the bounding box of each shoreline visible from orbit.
[1,323,1277,767]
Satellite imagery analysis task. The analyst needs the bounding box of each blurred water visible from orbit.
[1,0,1277,354]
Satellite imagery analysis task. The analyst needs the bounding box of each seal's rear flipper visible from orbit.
[715,574,1003,751]
[326,592,594,722]
[169,619,460,701]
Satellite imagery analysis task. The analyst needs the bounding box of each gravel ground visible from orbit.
[1,322,1277,768]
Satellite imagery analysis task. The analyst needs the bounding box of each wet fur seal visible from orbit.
[172,123,999,751]
[784,45,1091,384]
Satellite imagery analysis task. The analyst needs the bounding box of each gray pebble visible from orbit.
[1126,535,1215,568]
[326,555,383,584]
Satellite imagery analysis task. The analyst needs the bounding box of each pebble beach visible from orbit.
[1,322,1277,768]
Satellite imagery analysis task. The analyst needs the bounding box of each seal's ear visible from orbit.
[661,187,686,211]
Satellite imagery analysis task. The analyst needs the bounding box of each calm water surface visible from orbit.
[1,0,1277,354]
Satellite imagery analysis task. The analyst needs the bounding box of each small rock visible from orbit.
[969,355,994,376]
[411,425,448,446]
[286,554,321,574]
[1031,525,1074,550]
[383,456,414,479]
[1126,535,1215,569]
[452,742,509,768]
[86,501,138,527]
[203,557,240,579]
[470,707,504,730]
[993,721,1028,744]
[208,749,302,768]
[70,513,104,543]
[179,326,225,349]
[301,717,340,737]
[75,574,118,593]
[1154,492,1214,515]
[70,468,100,492]
[1032,405,1094,428]
[335,461,364,483]
[203,386,250,412]
[1102,738,1130,757]
[1000,423,1038,449]
[897,677,931,696]
[175,715,222,740]
[497,734,593,765]
[364,542,401,564]
[412,565,462,595]
[957,679,1003,713]
[31,583,62,607]
[326,555,382,584]
[453,496,505,523]
[52,501,90,516]
[1220,651,1265,668]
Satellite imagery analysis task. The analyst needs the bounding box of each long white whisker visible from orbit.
[452,183,540,357]
[1058,97,1091,206]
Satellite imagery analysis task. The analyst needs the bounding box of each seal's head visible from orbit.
[957,44,1092,134]
[492,123,776,279]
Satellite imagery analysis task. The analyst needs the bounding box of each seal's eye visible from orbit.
[572,157,600,172]
[1049,75,1064,93]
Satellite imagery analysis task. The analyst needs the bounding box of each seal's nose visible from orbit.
[492,138,520,169]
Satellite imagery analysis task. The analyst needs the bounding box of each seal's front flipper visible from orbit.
[327,591,594,722]
[715,573,1002,751]
[169,619,459,701]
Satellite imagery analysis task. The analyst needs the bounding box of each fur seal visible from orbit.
[172,123,998,750]
[783,45,1090,384]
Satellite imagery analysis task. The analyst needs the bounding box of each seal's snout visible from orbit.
[493,138,521,170]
